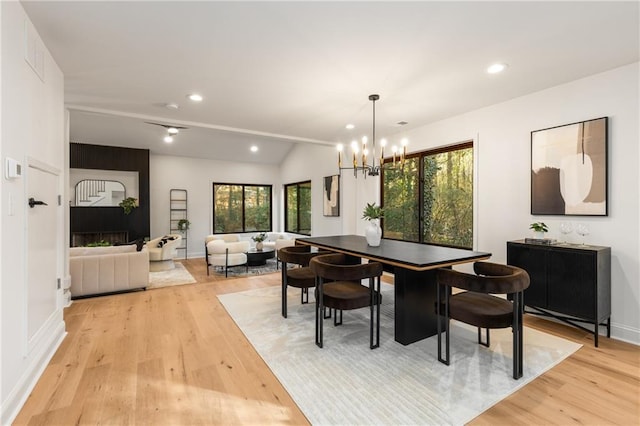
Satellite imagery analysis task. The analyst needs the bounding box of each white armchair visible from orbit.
[147,234,182,271]
[205,235,250,277]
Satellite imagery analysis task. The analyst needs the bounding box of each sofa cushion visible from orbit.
[70,245,136,257]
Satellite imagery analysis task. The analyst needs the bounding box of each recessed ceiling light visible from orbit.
[164,135,174,143]
[346,124,355,130]
[164,103,179,110]
[487,63,508,74]
[187,93,203,102]
[167,127,179,135]
[250,145,258,152]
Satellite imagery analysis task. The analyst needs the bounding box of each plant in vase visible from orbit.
[362,202,384,246]
[529,222,549,239]
[252,232,267,251]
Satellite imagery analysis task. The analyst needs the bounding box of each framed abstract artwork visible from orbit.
[323,175,340,216]
[531,117,608,216]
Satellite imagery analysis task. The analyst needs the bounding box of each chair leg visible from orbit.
[370,276,380,349]
[315,277,323,348]
[334,309,342,326]
[301,287,309,304]
[478,328,490,347]
[513,291,524,379]
[437,282,450,365]
[281,268,287,318]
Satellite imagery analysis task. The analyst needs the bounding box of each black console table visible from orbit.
[507,240,611,347]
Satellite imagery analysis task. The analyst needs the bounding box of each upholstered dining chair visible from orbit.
[436,262,530,379]
[278,245,328,318]
[310,253,383,349]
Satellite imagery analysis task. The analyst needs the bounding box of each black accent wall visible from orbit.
[70,143,150,244]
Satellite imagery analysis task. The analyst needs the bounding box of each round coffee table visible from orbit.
[246,247,276,266]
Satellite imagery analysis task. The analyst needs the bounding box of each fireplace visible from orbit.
[72,231,129,247]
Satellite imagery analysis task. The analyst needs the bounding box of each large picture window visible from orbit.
[212,183,272,233]
[382,141,473,249]
[285,180,311,235]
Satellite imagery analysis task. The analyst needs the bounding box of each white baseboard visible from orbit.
[1,317,66,425]
[611,322,640,346]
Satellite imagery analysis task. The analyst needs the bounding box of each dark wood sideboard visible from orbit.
[507,240,611,347]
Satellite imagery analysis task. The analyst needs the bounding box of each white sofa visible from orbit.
[69,245,149,298]
[147,234,182,271]
[205,235,250,277]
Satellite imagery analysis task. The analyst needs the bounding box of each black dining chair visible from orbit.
[310,253,383,349]
[278,245,329,318]
[436,261,530,379]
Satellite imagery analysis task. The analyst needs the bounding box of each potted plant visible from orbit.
[177,219,190,231]
[119,197,138,215]
[362,202,384,246]
[252,232,267,251]
[362,202,384,221]
[86,240,111,247]
[529,222,549,239]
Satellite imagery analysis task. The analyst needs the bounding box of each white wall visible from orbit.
[149,154,282,258]
[1,3,67,423]
[279,143,347,237]
[286,63,639,344]
[402,63,639,344]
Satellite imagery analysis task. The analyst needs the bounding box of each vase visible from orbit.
[534,231,546,239]
[365,220,382,247]
[256,242,264,251]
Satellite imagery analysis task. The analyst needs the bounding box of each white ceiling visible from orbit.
[22,1,639,165]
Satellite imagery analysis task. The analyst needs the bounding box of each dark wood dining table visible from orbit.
[296,235,491,345]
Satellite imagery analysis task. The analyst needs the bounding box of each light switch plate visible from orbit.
[5,157,22,179]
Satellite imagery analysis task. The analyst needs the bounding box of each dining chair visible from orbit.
[436,261,530,379]
[310,253,383,349]
[278,245,328,318]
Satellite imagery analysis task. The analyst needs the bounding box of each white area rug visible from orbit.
[148,262,196,289]
[219,284,581,425]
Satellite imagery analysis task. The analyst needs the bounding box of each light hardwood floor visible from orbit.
[14,258,640,425]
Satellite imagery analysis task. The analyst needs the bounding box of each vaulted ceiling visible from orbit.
[22,1,639,164]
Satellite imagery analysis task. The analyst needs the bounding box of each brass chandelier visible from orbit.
[337,94,407,178]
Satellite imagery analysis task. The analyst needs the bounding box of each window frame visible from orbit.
[211,182,273,234]
[381,141,474,249]
[284,180,312,236]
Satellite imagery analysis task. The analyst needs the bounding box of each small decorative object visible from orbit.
[362,202,384,246]
[177,219,190,231]
[576,224,590,245]
[559,222,573,243]
[252,232,267,251]
[529,222,549,239]
[119,197,138,215]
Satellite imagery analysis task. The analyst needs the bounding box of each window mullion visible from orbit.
[418,155,425,243]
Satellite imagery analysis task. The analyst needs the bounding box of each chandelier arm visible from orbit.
[339,93,403,178]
